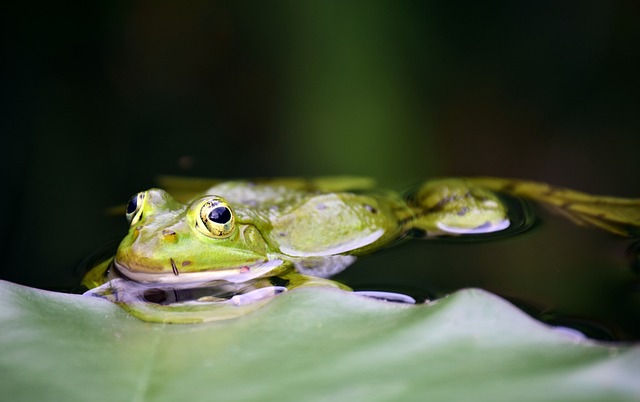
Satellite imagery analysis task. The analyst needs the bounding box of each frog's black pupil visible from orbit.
[126,196,138,214]
[208,206,231,224]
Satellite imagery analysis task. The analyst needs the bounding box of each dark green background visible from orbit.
[2,2,639,338]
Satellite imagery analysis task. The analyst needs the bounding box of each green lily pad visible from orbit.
[0,280,638,402]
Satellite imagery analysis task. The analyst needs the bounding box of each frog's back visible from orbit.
[204,181,307,210]
[267,191,407,257]
[205,180,408,258]
[158,175,377,204]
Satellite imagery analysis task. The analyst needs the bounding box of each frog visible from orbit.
[83,176,640,323]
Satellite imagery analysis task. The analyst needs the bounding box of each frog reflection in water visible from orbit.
[83,177,640,323]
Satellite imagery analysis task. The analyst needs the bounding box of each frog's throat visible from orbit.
[112,258,285,284]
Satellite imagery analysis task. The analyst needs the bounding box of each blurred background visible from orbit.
[2,1,639,338]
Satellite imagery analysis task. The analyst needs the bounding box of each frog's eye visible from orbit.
[125,192,146,225]
[196,197,235,238]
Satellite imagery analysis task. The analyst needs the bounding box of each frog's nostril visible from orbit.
[161,229,178,243]
[132,225,144,239]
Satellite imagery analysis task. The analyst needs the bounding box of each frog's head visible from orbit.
[114,189,280,284]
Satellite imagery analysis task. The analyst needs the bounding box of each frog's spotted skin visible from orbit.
[83,176,640,323]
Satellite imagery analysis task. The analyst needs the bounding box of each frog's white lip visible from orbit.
[112,259,285,285]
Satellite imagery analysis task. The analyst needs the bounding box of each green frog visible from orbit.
[83,177,640,323]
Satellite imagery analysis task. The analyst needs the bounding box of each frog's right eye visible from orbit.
[195,197,235,238]
[125,192,146,225]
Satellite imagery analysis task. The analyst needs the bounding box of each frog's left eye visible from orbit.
[196,197,235,238]
[125,192,146,225]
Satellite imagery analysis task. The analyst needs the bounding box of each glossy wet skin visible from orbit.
[113,182,411,285]
[84,177,640,323]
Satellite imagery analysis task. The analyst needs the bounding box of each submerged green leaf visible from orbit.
[0,280,638,402]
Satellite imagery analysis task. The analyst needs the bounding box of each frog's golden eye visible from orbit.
[196,197,235,238]
[125,192,146,225]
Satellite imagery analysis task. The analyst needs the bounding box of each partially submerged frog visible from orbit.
[83,177,640,323]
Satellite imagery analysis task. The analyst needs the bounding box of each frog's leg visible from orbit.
[279,270,352,291]
[465,177,640,237]
[407,177,640,237]
[81,258,112,289]
[280,271,415,304]
[404,178,511,236]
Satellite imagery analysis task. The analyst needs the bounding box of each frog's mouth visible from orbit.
[112,258,285,285]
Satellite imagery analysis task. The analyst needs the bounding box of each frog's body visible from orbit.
[83,177,640,323]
